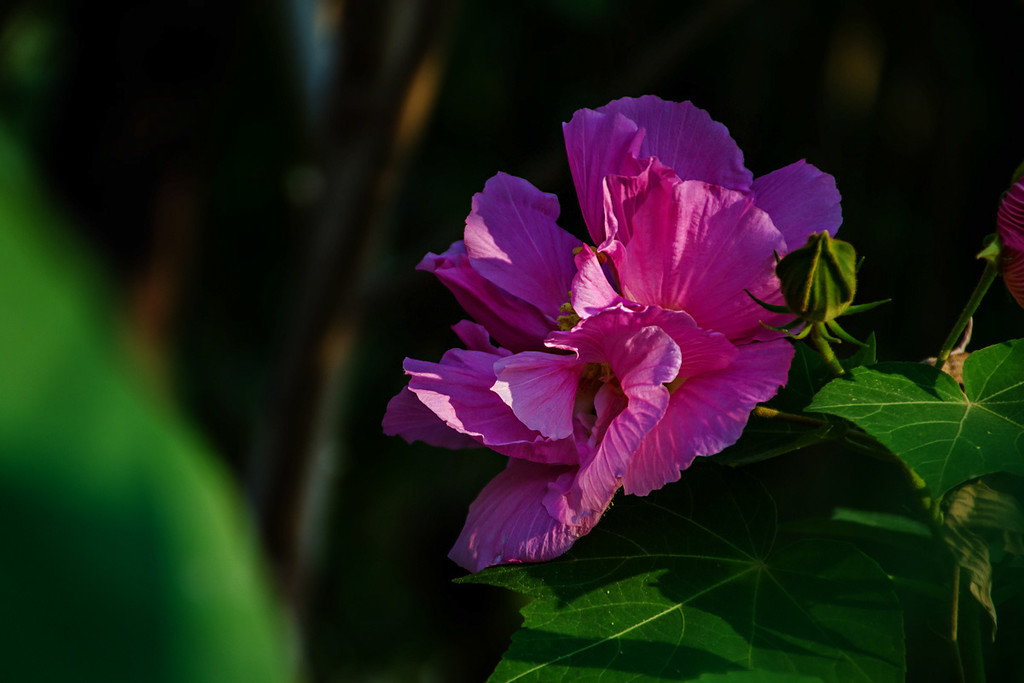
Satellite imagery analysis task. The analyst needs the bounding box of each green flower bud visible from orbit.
[775,232,858,323]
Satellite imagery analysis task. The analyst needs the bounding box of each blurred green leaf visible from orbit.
[463,465,905,682]
[0,124,290,682]
[808,340,1024,497]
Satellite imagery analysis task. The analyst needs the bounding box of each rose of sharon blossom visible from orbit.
[383,96,842,572]
[998,178,1024,308]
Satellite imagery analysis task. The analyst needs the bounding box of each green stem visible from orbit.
[750,406,893,460]
[953,564,988,683]
[936,261,999,372]
[952,565,965,683]
[810,323,845,376]
[751,406,828,427]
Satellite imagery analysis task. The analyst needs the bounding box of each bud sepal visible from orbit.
[746,232,888,375]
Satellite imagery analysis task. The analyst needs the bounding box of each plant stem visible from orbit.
[810,324,845,376]
[750,406,897,454]
[751,406,828,427]
[936,261,999,372]
[952,565,965,683]
[951,564,988,683]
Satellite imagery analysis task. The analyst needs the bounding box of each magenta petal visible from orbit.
[607,166,789,341]
[569,246,633,318]
[403,350,571,465]
[577,325,679,515]
[405,349,578,465]
[449,459,596,572]
[492,352,583,440]
[623,339,794,496]
[599,96,753,191]
[562,109,645,244]
[405,350,524,443]
[548,311,684,516]
[464,173,582,317]
[418,242,552,351]
[451,320,510,356]
[663,323,739,378]
[752,160,842,250]
[382,387,481,449]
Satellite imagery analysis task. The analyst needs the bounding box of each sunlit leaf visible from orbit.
[464,465,904,682]
[808,340,1024,497]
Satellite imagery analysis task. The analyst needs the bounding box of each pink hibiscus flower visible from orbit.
[383,96,842,572]
[998,177,1024,308]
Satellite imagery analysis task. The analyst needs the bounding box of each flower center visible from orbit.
[581,361,614,384]
[665,375,687,394]
[557,300,581,331]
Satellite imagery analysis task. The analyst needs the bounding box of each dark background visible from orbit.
[3,0,1024,680]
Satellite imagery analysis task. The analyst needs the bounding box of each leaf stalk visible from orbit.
[936,260,999,372]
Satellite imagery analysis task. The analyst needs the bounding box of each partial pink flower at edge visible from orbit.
[998,179,1024,308]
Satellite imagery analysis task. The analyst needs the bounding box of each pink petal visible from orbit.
[569,246,634,318]
[547,311,684,517]
[418,242,552,351]
[623,339,794,496]
[578,324,681,515]
[606,164,789,342]
[492,352,584,440]
[451,320,510,356]
[998,180,1024,251]
[653,314,740,378]
[562,108,645,244]
[449,459,598,572]
[598,96,753,192]
[576,316,738,511]
[589,382,628,455]
[752,160,842,251]
[382,387,481,449]
[541,383,623,526]
[464,173,582,317]
[404,349,576,465]
[492,417,591,470]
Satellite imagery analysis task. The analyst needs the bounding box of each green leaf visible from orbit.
[0,124,289,682]
[464,465,905,682]
[828,507,932,536]
[692,672,823,683]
[942,480,1024,636]
[842,332,877,371]
[808,340,1024,497]
[781,508,933,548]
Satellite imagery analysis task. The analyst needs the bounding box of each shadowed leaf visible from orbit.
[462,465,904,682]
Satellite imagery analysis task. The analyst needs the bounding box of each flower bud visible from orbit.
[775,232,858,323]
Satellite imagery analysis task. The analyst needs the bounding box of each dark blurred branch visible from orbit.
[250,0,456,624]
